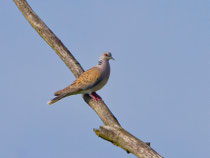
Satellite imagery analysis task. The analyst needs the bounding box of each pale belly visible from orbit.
[81,70,110,94]
[80,62,110,94]
[80,77,109,94]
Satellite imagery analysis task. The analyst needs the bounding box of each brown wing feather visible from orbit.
[54,67,102,96]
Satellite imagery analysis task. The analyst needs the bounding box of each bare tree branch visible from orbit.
[13,0,163,157]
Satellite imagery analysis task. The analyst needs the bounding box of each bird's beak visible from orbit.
[110,56,115,60]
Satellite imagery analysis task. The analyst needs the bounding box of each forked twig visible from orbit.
[13,0,162,157]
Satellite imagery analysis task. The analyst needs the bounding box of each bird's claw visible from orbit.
[89,92,102,101]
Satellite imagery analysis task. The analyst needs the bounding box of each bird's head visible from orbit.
[100,52,115,61]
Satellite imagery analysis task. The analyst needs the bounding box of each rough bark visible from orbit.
[13,0,163,157]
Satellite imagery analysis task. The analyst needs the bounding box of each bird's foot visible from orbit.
[89,92,101,101]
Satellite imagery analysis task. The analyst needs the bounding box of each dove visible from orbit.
[47,52,114,105]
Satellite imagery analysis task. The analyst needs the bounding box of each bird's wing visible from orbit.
[54,67,102,96]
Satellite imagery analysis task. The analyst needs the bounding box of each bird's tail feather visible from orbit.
[47,94,68,105]
[54,87,78,96]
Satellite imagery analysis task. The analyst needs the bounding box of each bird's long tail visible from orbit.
[47,94,68,105]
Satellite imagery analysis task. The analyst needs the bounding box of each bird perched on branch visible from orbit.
[47,52,114,105]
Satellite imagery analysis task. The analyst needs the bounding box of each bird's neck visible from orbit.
[96,59,110,79]
[96,59,109,70]
[97,59,104,65]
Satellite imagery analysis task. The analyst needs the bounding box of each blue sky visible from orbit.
[1,0,209,158]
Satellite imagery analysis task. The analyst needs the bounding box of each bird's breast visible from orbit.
[91,63,110,92]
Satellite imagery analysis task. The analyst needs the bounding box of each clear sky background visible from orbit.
[1,0,209,158]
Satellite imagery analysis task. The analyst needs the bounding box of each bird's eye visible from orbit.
[104,54,108,56]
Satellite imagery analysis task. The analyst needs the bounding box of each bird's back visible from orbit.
[54,66,103,96]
